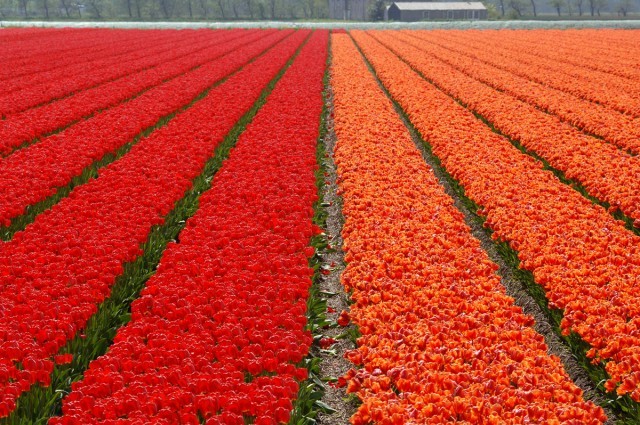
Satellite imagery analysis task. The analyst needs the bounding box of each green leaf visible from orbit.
[313,401,337,414]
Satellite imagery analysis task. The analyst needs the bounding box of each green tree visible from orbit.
[369,0,384,20]
[548,0,565,14]
[507,0,527,16]
[616,0,630,14]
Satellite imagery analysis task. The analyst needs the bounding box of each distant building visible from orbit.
[387,2,488,20]
[329,0,370,20]
[384,4,392,20]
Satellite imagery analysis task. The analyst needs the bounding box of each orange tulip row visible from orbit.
[453,29,640,81]
[434,29,640,118]
[552,28,640,51]
[330,33,605,424]
[368,30,640,226]
[350,29,640,403]
[453,30,640,104]
[397,30,640,155]
[428,30,640,92]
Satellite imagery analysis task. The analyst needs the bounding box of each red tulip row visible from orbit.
[0,30,309,419]
[400,30,640,155]
[0,29,291,228]
[1,29,158,81]
[438,30,640,118]
[352,29,640,402]
[1,28,115,62]
[0,29,259,156]
[370,31,640,225]
[0,30,214,116]
[0,27,73,41]
[331,33,605,425]
[0,30,186,95]
[1,28,119,57]
[52,30,328,425]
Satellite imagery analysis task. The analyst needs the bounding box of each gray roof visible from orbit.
[393,2,487,10]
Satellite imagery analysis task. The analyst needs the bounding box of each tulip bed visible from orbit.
[0,29,291,233]
[331,33,605,425]
[0,31,186,97]
[0,29,309,420]
[1,29,168,83]
[483,29,639,80]
[400,30,640,155]
[350,28,640,414]
[369,31,640,228]
[4,26,640,425]
[51,30,328,425]
[0,31,225,116]
[0,29,260,156]
[411,30,640,120]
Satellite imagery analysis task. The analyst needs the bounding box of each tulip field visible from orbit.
[1,26,640,424]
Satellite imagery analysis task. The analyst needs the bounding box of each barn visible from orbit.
[387,2,488,20]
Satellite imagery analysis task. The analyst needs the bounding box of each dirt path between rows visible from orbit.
[315,86,359,425]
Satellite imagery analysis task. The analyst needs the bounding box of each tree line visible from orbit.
[0,0,329,20]
[0,0,635,21]
[493,0,635,17]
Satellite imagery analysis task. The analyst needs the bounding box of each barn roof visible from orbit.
[392,2,487,10]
